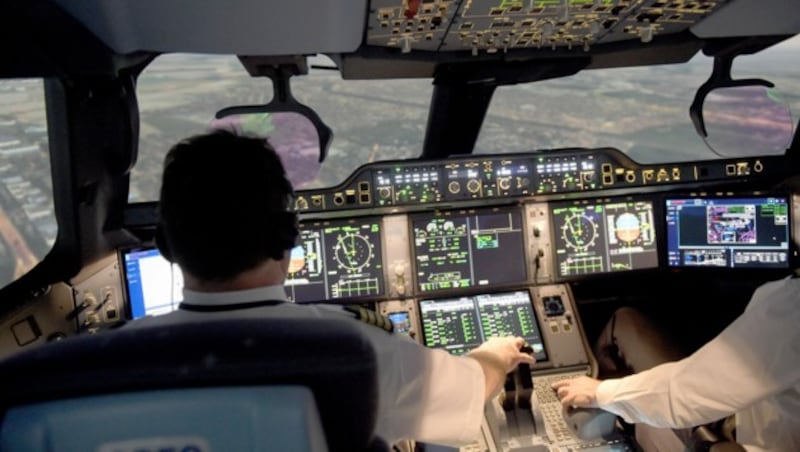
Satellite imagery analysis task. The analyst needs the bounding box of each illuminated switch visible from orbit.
[550,321,559,333]
[736,162,750,176]
[656,168,669,182]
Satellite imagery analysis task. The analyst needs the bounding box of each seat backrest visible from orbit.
[0,317,380,452]
[2,386,328,452]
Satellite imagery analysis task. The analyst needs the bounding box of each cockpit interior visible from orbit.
[0,1,799,451]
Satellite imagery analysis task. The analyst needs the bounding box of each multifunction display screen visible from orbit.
[419,290,547,361]
[412,208,527,292]
[285,218,384,302]
[551,200,658,277]
[665,197,790,268]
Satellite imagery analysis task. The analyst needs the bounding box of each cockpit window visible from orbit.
[0,79,55,289]
[478,35,800,162]
[291,71,430,189]
[132,54,429,201]
[477,56,715,163]
[732,35,800,124]
[132,38,798,201]
[133,54,270,202]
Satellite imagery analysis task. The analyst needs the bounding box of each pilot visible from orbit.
[553,274,800,451]
[130,130,535,446]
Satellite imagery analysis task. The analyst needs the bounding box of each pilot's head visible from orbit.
[157,130,299,284]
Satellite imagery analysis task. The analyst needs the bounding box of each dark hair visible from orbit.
[157,130,299,281]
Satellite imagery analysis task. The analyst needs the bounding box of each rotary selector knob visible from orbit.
[497,176,511,191]
[466,179,481,193]
[448,181,461,194]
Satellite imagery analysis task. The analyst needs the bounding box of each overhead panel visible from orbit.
[367,0,461,51]
[366,0,728,55]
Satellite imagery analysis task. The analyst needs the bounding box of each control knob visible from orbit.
[448,181,461,194]
[466,178,482,194]
[497,176,511,191]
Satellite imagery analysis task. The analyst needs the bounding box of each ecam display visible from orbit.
[419,290,548,362]
[412,208,528,292]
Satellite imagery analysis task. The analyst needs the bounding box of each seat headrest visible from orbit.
[0,317,379,452]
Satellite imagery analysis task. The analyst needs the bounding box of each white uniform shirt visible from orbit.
[595,277,800,452]
[129,285,486,446]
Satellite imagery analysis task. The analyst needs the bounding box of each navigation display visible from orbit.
[122,247,183,319]
[286,217,384,302]
[419,291,547,361]
[551,199,658,277]
[666,196,790,268]
[412,208,527,292]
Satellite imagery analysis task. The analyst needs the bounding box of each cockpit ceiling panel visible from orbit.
[52,0,368,55]
[367,0,729,54]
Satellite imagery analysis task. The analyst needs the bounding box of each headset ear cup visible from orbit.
[286,213,300,249]
[276,212,299,252]
[155,223,174,262]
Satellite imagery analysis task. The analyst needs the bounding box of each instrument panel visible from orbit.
[116,147,796,324]
[10,146,786,362]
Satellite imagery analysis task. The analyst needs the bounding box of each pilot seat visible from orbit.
[0,317,385,452]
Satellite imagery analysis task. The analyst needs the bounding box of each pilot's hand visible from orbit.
[467,336,536,401]
[469,336,536,373]
[552,376,601,409]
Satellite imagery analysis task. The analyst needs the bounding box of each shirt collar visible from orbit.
[182,284,289,306]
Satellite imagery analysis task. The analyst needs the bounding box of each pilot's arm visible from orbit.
[554,277,800,429]
[350,322,533,446]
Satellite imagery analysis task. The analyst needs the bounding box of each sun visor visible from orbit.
[692,0,800,38]
[52,0,367,55]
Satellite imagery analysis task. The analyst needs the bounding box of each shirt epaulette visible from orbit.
[343,305,394,333]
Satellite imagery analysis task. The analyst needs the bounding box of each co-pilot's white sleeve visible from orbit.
[359,328,486,446]
[595,277,800,429]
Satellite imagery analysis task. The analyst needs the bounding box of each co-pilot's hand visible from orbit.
[552,376,601,409]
